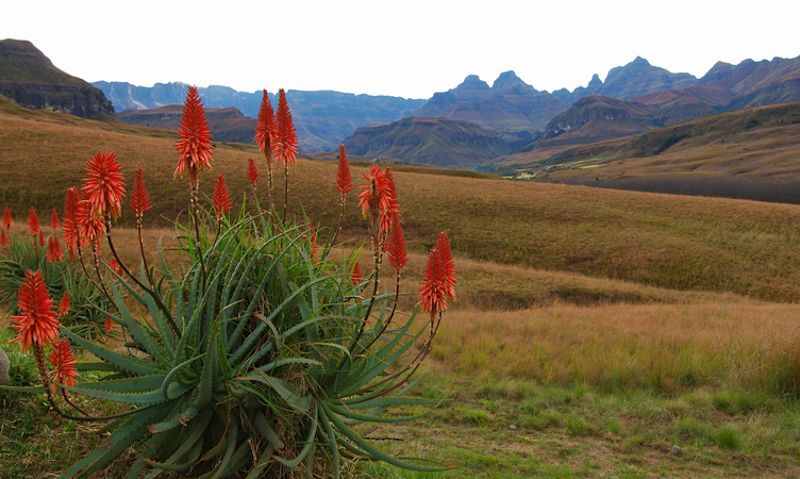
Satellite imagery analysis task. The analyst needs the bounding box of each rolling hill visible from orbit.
[0,39,113,119]
[501,102,800,203]
[2,95,800,302]
[343,116,531,169]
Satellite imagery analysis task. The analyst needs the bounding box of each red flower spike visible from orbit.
[212,174,232,220]
[104,317,115,333]
[387,213,408,272]
[358,165,396,233]
[81,151,126,218]
[62,188,80,257]
[48,338,79,394]
[27,207,41,236]
[109,257,123,276]
[46,236,63,263]
[305,220,319,261]
[435,231,456,298]
[58,291,70,317]
[175,86,214,185]
[255,90,275,155]
[419,247,449,315]
[3,207,12,230]
[385,169,400,218]
[9,270,60,351]
[0,229,7,246]
[76,200,105,247]
[336,144,352,195]
[247,158,259,189]
[351,262,362,286]
[130,169,152,217]
[272,89,298,166]
[50,208,59,230]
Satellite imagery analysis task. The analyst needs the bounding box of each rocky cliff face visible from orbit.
[0,39,113,119]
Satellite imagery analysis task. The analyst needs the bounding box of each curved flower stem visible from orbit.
[264,151,274,211]
[328,195,346,249]
[282,161,289,223]
[33,344,135,422]
[104,220,179,336]
[135,217,154,290]
[349,310,442,399]
[61,389,89,416]
[190,181,207,294]
[361,269,401,353]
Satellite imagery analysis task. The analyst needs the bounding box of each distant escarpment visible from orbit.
[117,105,257,143]
[343,117,532,170]
[0,39,113,119]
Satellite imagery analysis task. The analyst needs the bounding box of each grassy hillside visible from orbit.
[3,97,800,302]
[501,102,800,202]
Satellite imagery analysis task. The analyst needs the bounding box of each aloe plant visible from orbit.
[48,208,438,478]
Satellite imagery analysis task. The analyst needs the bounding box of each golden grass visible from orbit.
[3,98,800,302]
[431,302,800,394]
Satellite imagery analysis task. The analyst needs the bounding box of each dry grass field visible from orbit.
[2,97,800,302]
[3,98,800,478]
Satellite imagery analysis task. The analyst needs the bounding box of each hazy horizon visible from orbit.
[3,0,799,98]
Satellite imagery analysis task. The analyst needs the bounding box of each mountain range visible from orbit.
[94,81,424,151]
[345,55,800,168]
[3,37,800,175]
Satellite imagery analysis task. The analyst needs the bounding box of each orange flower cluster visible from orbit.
[10,270,60,351]
[175,86,214,187]
[213,175,232,220]
[418,232,456,316]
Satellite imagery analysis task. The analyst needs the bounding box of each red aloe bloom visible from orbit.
[62,188,80,258]
[247,158,259,189]
[58,291,70,317]
[82,151,126,218]
[3,207,12,229]
[46,236,63,263]
[255,90,275,155]
[419,233,456,315]
[305,220,319,261]
[175,86,214,185]
[358,166,396,233]
[27,207,41,236]
[10,270,60,351]
[48,338,79,393]
[130,169,152,217]
[435,231,456,295]
[50,208,59,230]
[337,144,352,195]
[212,174,232,220]
[387,213,408,272]
[272,89,298,166]
[76,200,105,247]
[385,169,400,218]
[109,257,123,276]
[351,262,362,286]
[0,229,7,246]
[104,317,115,333]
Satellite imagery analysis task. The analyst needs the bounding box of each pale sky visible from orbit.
[3,0,799,99]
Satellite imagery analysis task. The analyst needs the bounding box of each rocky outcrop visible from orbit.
[0,39,114,119]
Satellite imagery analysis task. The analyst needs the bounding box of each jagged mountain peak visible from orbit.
[492,70,537,93]
[455,74,490,92]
